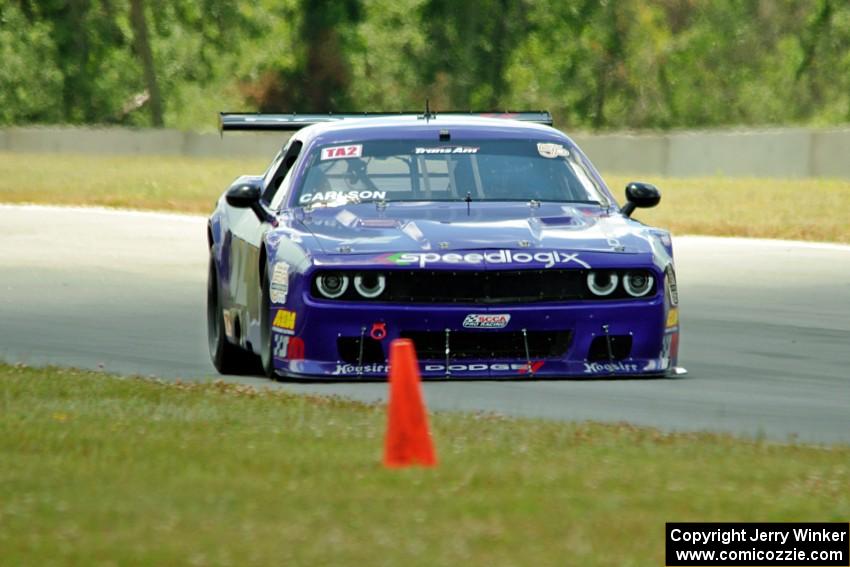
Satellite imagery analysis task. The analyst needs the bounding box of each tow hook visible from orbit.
[370,322,387,341]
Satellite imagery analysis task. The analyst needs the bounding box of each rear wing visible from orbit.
[219,110,553,132]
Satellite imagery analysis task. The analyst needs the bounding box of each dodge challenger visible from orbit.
[207,110,682,379]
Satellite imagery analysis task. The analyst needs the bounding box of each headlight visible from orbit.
[353,273,386,298]
[623,271,654,297]
[316,273,349,298]
[586,271,618,296]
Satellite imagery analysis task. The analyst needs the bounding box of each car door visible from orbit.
[225,138,304,351]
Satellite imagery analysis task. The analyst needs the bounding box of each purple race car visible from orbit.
[207,110,682,380]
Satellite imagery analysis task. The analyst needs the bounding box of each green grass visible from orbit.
[610,175,850,244]
[2,152,850,242]
[0,152,267,215]
[1,364,848,566]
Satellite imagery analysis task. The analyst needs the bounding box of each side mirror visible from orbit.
[225,181,261,208]
[621,182,661,218]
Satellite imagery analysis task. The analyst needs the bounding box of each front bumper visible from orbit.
[270,293,678,379]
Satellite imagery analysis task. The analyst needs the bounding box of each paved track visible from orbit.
[2,205,848,444]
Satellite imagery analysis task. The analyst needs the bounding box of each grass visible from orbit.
[1,364,848,566]
[611,175,850,244]
[2,152,850,242]
[0,152,267,215]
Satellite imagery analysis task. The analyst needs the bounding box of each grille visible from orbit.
[314,269,592,303]
[587,335,632,361]
[337,336,385,364]
[400,330,571,360]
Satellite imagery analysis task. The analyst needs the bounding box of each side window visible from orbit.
[263,140,303,204]
[261,151,284,195]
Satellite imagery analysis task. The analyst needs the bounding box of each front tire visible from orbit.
[207,249,259,375]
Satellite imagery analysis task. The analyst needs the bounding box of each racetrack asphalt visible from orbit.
[2,204,848,444]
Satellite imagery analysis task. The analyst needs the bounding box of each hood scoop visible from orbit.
[539,216,576,226]
[360,218,399,229]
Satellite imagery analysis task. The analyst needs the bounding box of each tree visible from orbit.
[0,3,64,125]
[243,0,362,112]
[13,0,135,124]
[3,0,849,129]
[129,0,164,126]
[418,0,531,109]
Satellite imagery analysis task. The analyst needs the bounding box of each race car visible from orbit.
[207,110,682,379]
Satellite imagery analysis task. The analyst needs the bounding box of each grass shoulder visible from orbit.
[613,175,850,244]
[1,363,847,566]
[1,153,850,242]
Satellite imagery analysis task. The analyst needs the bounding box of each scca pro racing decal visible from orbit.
[463,314,511,329]
[376,250,590,269]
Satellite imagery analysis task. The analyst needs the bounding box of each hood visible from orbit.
[290,202,655,256]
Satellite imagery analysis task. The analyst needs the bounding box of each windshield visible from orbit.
[294,139,610,207]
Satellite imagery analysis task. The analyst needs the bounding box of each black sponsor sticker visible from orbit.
[666,523,849,566]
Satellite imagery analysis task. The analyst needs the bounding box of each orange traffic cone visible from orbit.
[384,339,437,468]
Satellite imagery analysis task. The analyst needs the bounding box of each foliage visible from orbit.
[347,0,428,111]
[242,0,363,112]
[0,5,64,124]
[505,0,850,130]
[418,0,532,109]
[1,0,849,130]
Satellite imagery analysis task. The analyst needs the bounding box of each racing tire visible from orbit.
[207,249,260,375]
[259,264,276,379]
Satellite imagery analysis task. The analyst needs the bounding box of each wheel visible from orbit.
[259,264,275,378]
[207,248,260,375]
